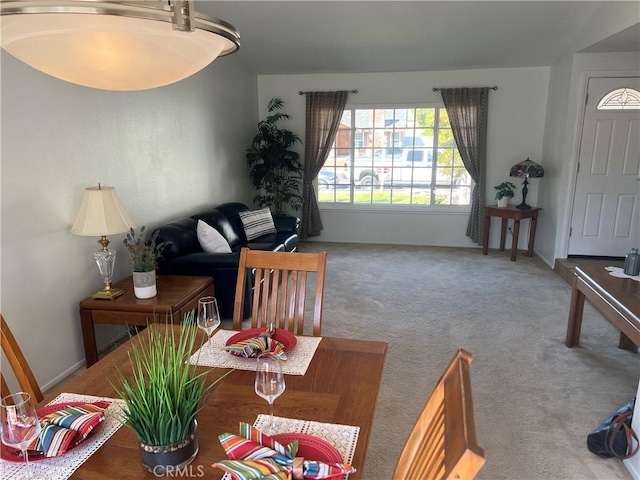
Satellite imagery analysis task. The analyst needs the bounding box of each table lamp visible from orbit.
[509,158,545,210]
[72,185,135,299]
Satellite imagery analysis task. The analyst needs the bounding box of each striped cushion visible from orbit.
[239,208,276,241]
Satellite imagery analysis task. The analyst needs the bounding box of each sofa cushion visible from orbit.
[196,220,232,254]
[153,218,200,261]
[239,208,277,241]
[246,231,298,252]
[215,202,252,242]
[273,215,300,233]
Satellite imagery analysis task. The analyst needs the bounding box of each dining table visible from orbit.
[28,324,388,480]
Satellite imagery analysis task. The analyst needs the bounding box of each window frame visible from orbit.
[317,102,473,211]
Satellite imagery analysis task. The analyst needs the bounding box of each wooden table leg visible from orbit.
[80,308,99,367]
[499,218,508,252]
[565,277,585,347]
[482,214,491,255]
[618,332,639,352]
[510,219,520,261]
[524,213,538,257]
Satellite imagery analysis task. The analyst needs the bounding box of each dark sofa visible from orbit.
[151,202,299,319]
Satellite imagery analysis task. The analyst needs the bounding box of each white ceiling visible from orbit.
[199,1,640,75]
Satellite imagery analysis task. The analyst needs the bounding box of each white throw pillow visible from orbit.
[196,220,232,253]
[239,207,277,241]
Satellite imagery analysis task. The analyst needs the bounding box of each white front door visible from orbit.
[568,76,640,256]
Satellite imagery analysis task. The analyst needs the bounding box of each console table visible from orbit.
[482,205,541,261]
[565,262,639,352]
[79,275,214,367]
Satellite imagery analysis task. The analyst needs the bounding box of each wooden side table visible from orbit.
[79,275,214,367]
[482,205,541,261]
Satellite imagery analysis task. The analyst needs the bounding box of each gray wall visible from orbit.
[1,51,257,391]
[257,67,551,254]
[539,51,640,264]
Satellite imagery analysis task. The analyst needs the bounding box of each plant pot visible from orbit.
[497,197,509,208]
[138,421,199,474]
[132,270,157,299]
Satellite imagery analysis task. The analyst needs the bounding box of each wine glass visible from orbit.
[254,354,286,434]
[1,392,41,480]
[197,296,221,352]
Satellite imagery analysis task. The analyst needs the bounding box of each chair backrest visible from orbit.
[393,348,485,480]
[0,313,43,403]
[232,248,327,336]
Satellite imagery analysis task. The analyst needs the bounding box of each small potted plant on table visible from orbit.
[494,181,516,208]
[123,226,166,299]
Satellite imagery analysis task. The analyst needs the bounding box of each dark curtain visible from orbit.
[301,91,348,239]
[440,88,489,245]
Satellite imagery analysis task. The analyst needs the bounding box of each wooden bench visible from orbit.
[565,262,640,352]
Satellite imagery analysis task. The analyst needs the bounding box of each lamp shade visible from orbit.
[509,158,545,178]
[1,0,240,91]
[71,185,135,236]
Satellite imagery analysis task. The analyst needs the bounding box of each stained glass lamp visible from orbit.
[509,158,544,210]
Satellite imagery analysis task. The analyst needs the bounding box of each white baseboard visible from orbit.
[40,359,86,393]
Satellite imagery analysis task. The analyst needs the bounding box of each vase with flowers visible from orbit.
[123,226,166,299]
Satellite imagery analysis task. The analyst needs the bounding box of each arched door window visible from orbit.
[596,87,640,110]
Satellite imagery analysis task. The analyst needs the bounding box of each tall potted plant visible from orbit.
[123,226,166,299]
[111,315,233,473]
[247,97,303,215]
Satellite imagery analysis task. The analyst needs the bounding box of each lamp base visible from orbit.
[516,177,531,210]
[92,288,124,300]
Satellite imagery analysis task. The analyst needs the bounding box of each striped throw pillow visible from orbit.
[239,208,277,241]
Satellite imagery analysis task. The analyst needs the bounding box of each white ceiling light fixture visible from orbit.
[0,0,241,91]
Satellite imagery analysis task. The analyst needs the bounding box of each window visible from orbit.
[596,88,640,110]
[318,106,472,206]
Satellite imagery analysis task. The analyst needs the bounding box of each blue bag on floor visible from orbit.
[587,397,638,459]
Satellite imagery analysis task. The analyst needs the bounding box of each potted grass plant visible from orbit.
[123,226,166,299]
[111,313,233,473]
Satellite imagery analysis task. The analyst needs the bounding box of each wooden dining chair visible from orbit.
[232,247,327,336]
[393,348,485,480]
[1,313,44,403]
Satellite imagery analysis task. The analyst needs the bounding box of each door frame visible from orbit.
[560,69,640,259]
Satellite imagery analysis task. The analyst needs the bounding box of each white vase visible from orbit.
[497,197,509,208]
[133,270,157,299]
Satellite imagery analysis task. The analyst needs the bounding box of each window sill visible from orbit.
[319,204,471,215]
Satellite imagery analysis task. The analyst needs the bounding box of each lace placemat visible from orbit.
[220,415,359,480]
[189,329,322,375]
[606,266,640,282]
[0,393,126,480]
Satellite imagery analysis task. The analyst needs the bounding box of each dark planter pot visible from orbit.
[138,421,198,474]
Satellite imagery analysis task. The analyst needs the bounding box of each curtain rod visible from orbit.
[432,86,498,91]
[299,89,358,95]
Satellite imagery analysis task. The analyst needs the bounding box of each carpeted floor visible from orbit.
[300,242,638,480]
